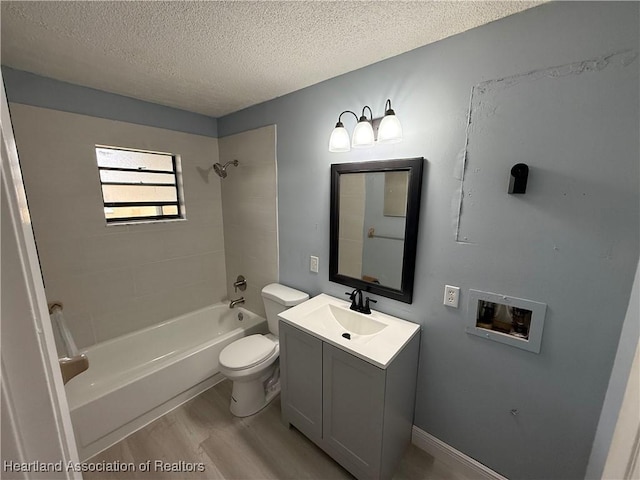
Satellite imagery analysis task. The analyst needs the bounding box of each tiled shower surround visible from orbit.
[10,103,277,348]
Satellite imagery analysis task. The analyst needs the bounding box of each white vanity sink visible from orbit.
[326,304,388,335]
[301,303,388,339]
[278,293,419,368]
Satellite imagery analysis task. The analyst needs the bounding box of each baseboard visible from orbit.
[411,426,508,480]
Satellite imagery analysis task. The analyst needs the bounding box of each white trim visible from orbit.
[411,426,508,480]
[1,359,26,467]
[601,339,640,480]
[588,261,640,479]
[1,76,81,477]
[273,123,280,282]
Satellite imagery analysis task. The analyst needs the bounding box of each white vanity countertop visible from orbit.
[278,293,420,369]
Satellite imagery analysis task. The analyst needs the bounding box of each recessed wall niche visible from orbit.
[466,289,546,354]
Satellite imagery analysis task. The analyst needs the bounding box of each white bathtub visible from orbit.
[65,303,266,460]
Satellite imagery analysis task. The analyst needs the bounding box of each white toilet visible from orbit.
[218,283,308,417]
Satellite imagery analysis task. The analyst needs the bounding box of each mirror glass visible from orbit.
[330,158,423,303]
[338,171,408,289]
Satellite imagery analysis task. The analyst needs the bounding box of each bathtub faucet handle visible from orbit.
[234,275,247,293]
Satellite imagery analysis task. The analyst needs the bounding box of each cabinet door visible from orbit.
[322,343,385,479]
[279,321,323,443]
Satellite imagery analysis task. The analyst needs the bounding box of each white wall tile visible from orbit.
[92,279,224,342]
[133,252,225,297]
[10,104,226,346]
[219,125,278,314]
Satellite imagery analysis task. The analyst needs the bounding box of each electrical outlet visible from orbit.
[310,255,319,273]
[444,285,460,308]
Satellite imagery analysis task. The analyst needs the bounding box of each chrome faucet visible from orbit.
[229,297,245,308]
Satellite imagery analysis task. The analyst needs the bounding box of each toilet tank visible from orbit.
[261,283,309,336]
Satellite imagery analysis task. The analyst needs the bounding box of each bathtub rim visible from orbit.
[65,303,265,410]
[79,303,260,354]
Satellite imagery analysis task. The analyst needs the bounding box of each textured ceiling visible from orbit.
[1,1,542,117]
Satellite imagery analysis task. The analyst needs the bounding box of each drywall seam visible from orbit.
[474,50,637,97]
[454,49,638,243]
[452,88,474,243]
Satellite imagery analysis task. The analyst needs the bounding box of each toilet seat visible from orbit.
[219,335,277,371]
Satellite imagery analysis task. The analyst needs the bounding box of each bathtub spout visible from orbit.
[229,297,245,308]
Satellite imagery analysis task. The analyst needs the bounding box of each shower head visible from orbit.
[213,159,239,178]
[213,163,227,178]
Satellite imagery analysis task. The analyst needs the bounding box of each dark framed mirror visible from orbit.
[330,157,424,303]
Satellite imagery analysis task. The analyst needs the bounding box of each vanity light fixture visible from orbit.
[329,99,402,152]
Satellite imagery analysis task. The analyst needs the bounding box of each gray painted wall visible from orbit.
[218,3,639,479]
[2,66,218,137]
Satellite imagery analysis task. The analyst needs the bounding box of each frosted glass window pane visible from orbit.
[162,205,178,215]
[100,170,175,184]
[96,148,173,171]
[101,185,177,203]
[105,206,164,219]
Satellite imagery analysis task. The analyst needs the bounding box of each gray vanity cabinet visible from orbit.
[280,320,420,480]
[322,343,386,478]
[279,321,323,444]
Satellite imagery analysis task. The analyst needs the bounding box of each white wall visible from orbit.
[9,104,227,348]
[218,125,278,316]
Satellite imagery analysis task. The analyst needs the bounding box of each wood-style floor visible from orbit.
[86,381,467,480]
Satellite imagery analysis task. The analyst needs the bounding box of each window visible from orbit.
[95,146,183,224]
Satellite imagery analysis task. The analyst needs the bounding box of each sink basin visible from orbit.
[278,293,420,368]
[328,304,387,335]
[298,303,388,345]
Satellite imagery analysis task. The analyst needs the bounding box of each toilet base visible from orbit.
[229,377,280,417]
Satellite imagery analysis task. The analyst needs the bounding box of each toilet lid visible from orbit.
[219,335,276,370]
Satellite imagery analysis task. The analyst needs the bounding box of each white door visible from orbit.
[0,74,81,478]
